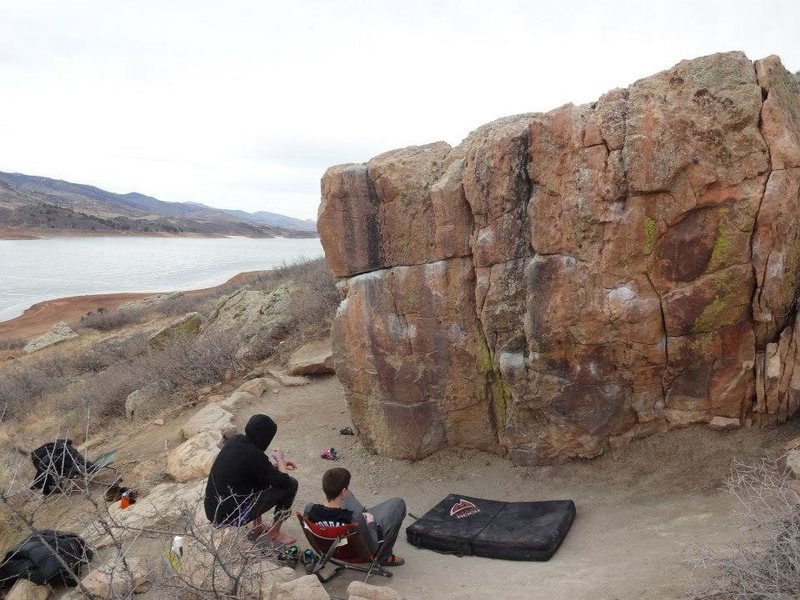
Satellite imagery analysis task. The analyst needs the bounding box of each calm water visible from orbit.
[0,236,323,322]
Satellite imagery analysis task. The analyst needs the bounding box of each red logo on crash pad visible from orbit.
[450,499,480,519]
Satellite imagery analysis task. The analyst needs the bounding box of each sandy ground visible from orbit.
[232,378,799,600]
[0,293,153,340]
[12,375,791,600]
[3,293,797,600]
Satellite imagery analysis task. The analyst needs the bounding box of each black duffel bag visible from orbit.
[0,530,93,588]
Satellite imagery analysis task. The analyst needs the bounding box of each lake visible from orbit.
[0,236,324,322]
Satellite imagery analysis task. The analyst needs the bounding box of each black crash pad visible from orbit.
[406,494,576,561]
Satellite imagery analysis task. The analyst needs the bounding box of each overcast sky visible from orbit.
[0,1,797,220]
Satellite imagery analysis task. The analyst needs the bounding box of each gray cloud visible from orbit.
[0,0,797,221]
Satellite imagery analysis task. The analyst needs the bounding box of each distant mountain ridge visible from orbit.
[0,171,317,237]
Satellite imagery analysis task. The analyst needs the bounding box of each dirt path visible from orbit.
[13,375,800,599]
[233,377,799,600]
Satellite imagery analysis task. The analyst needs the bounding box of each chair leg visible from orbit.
[313,563,344,584]
[328,559,393,583]
[309,533,346,583]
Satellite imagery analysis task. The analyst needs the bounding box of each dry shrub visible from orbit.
[255,257,339,339]
[60,331,243,418]
[68,361,150,419]
[0,328,245,423]
[0,338,24,351]
[144,329,245,388]
[0,258,336,425]
[65,334,149,374]
[156,293,209,318]
[689,457,800,599]
[79,306,142,331]
[0,362,64,420]
[0,334,151,421]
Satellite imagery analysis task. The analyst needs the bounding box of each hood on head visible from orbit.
[244,414,277,451]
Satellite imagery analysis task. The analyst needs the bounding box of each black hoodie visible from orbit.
[204,414,293,524]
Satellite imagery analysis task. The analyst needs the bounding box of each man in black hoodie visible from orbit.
[204,414,298,544]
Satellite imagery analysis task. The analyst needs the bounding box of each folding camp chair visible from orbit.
[297,512,395,583]
[83,449,121,487]
[61,449,121,495]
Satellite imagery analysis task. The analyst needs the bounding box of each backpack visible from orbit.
[0,530,93,588]
[30,439,95,495]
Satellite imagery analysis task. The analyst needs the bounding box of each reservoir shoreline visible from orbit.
[0,236,324,327]
[0,270,269,340]
[0,227,318,241]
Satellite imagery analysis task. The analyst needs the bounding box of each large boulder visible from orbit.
[206,286,296,358]
[182,405,234,440]
[270,575,329,600]
[319,52,800,464]
[166,430,223,482]
[287,338,335,375]
[84,481,205,548]
[23,321,78,353]
[125,382,167,421]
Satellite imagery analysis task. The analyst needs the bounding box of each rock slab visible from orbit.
[270,575,329,600]
[182,405,234,440]
[287,338,336,375]
[23,321,78,353]
[80,557,149,598]
[5,580,51,600]
[347,582,407,600]
[166,430,223,482]
[148,312,203,345]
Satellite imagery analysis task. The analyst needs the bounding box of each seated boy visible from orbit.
[305,467,406,566]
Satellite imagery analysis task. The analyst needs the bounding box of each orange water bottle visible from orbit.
[120,490,131,509]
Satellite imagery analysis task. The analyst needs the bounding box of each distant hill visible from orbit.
[0,171,317,238]
[222,209,317,232]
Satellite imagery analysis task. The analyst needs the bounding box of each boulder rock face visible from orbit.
[23,321,78,353]
[147,312,204,346]
[206,286,296,359]
[319,52,800,464]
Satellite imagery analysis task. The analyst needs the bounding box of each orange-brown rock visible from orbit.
[319,52,800,464]
[332,258,499,458]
